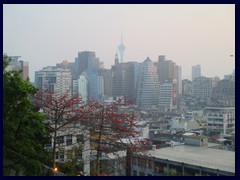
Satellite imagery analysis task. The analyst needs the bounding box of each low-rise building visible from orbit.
[130,136,235,176]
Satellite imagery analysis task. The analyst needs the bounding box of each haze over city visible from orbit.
[3,4,235,82]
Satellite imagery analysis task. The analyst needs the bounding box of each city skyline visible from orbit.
[3,4,235,81]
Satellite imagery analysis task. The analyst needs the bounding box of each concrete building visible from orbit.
[86,69,104,101]
[136,57,159,109]
[170,117,200,132]
[192,76,213,100]
[112,58,136,101]
[45,124,90,176]
[192,64,201,81]
[6,56,29,80]
[99,68,113,98]
[73,74,89,103]
[130,139,235,176]
[182,79,192,95]
[159,81,177,110]
[156,55,182,96]
[209,78,235,107]
[204,107,235,136]
[74,51,100,79]
[35,66,72,97]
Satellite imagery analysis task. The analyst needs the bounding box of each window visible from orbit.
[48,76,56,83]
[77,134,84,143]
[59,152,64,162]
[139,172,145,176]
[57,136,64,144]
[66,135,72,145]
[45,139,52,148]
[56,152,59,159]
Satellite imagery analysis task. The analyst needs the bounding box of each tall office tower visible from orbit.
[157,55,182,95]
[6,56,29,80]
[136,57,159,109]
[159,80,177,110]
[85,69,104,102]
[204,107,235,136]
[112,60,136,101]
[192,64,201,81]
[192,76,213,100]
[99,68,113,97]
[35,66,72,98]
[118,33,126,63]
[74,51,100,79]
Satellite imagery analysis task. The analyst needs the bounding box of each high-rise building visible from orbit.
[192,64,201,81]
[73,74,88,103]
[74,51,100,79]
[192,76,213,99]
[35,66,72,98]
[156,55,182,95]
[136,57,159,109]
[85,69,104,101]
[112,54,136,101]
[6,56,29,80]
[99,68,113,97]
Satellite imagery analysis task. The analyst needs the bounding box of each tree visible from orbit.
[34,88,150,176]
[33,89,84,172]
[3,54,50,175]
[79,98,150,176]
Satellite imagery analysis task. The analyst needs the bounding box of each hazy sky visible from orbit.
[3,4,235,82]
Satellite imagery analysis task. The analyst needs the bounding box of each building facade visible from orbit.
[136,57,159,109]
[112,59,136,101]
[6,56,29,80]
[74,51,100,79]
[35,66,72,97]
[159,81,177,110]
[73,74,89,103]
[192,64,201,81]
[156,55,182,96]
[192,76,213,99]
[130,138,234,176]
[204,107,235,136]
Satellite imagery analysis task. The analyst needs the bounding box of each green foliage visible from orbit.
[3,54,50,175]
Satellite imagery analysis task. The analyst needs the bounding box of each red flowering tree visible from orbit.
[79,97,151,176]
[34,89,151,176]
[33,89,83,171]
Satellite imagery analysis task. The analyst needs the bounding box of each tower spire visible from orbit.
[118,31,126,63]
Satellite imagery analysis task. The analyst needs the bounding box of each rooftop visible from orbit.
[149,143,235,173]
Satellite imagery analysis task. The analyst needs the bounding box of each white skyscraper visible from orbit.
[192,64,201,81]
[78,75,88,103]
[72,74,89,104]
[136,57,159,109]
